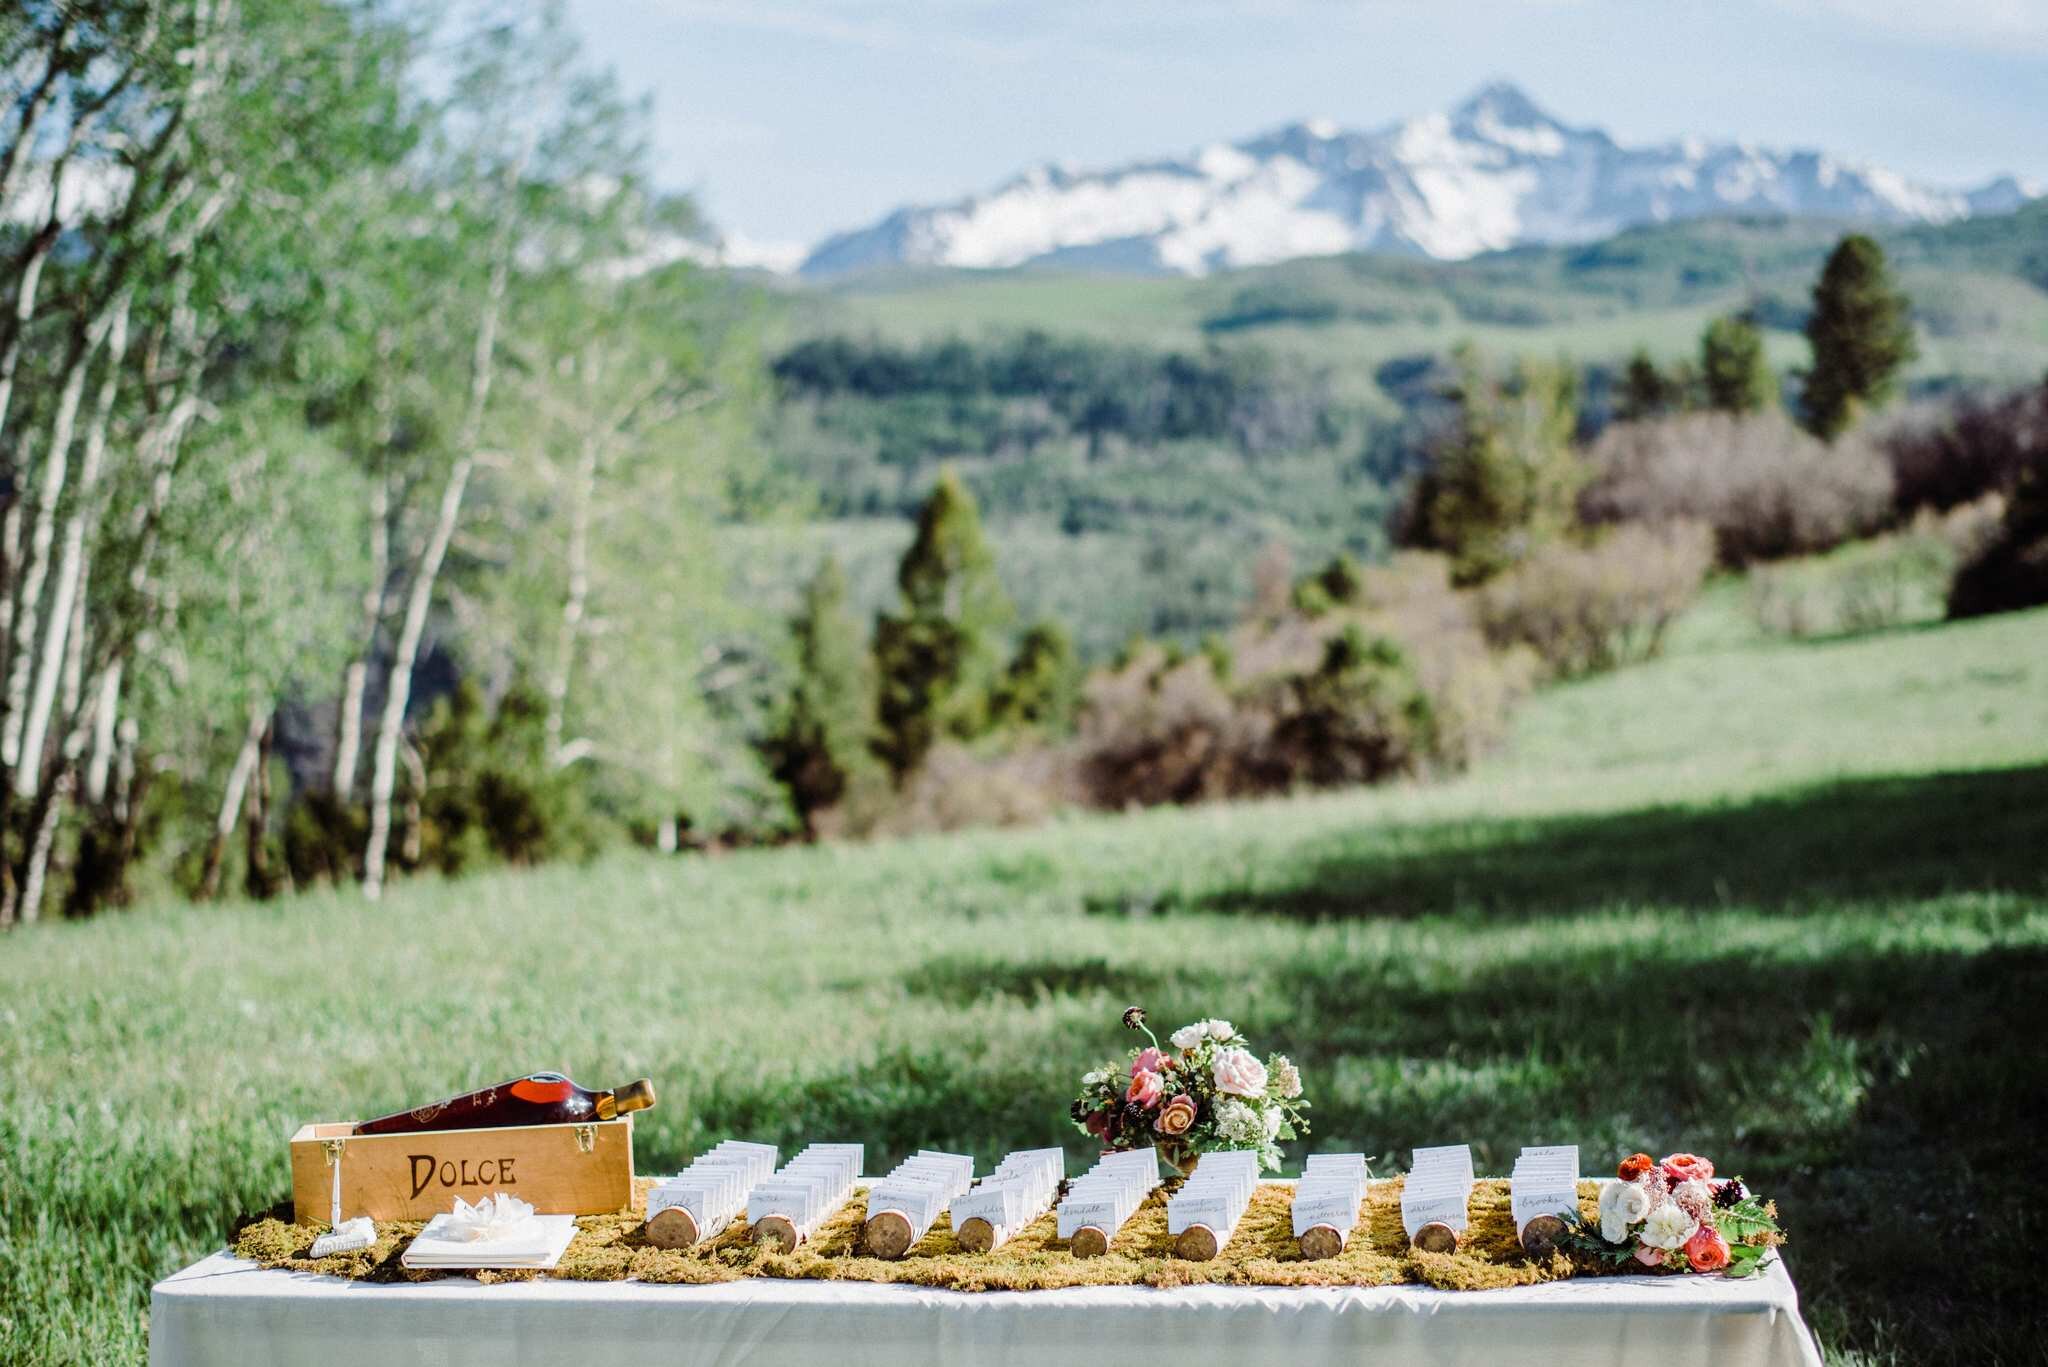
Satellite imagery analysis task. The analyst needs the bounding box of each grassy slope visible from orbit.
[2,604,2045,1364]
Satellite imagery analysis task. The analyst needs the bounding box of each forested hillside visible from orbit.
[758,208,2048,652]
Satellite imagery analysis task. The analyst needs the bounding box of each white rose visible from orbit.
[1211,1047,1269,1097]
[1207,1019,1236,1041]
[1597,1179,1651,1243]
[1262,1105,1282,1139]
[1639,1202,1697,1251]
[1169,1023,1206,1051]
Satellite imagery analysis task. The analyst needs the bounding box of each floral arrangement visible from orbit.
[1568,1151,1785,1278]
[1067,1007,1309,1172]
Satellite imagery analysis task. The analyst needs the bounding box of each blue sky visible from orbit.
[562,0,2048,251]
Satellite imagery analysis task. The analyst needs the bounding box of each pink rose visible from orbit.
[1132,1047,1166,1076]
[1211,1047,1268,1098]
[1156,1094,1197,1136]
[1126,1069,1165,1107]
[1633,1244,1664,1268]
[1684,1225,1731,1273]
[1660,1153,1714,1185]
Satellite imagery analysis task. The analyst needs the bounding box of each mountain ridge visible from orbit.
[798,83,2037,279]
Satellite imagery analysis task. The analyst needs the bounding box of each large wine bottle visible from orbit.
[352,1072,656,1136]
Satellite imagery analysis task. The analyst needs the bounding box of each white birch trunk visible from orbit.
[85,661,120,804]
[332,466,389,797]
[362,455,472,899]
[545,430,598,766]
[2,306,115,769]
[14,290,130,797]
[200,700,267,900]
[360,130,530,898]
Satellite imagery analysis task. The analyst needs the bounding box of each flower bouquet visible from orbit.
[1568,1151,1785,1278]
[1068,1007,1308,1173]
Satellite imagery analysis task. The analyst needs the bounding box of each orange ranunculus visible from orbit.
[1660,1153,1714,1185]
[1156,1094,1197,1136]
[1617,1153,1654,1182]
[1684,1224,1731,1273]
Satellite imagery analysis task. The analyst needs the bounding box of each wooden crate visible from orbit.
[289,1116,635,1225]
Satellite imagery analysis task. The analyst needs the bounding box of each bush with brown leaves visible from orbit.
[1479,521,1715,678]
[1583,412,1893,566]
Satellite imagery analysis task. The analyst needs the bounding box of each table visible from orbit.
[151,1248,1825,1366]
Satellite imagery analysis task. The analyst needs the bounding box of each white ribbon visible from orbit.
[442,1192,542,1244]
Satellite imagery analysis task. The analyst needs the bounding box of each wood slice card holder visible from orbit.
[1069,1225,1111,1259]
[954,1217,998,1254]
[1518,1212,1567,1257]
[1173,1224,1222,1262]
[1411,1220,1460,1253]
[861,1209,917,1260]
[288,1117,635,1225]
[1297,1223,1348,1261]
[644,1207,701,1250]
[752,1215,802,1253]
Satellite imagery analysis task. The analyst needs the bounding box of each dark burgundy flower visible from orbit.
[1123,1006,1147,1030]
[1713,1179,1748,1209]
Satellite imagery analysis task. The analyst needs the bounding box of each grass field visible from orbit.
[2,600,2044,1364]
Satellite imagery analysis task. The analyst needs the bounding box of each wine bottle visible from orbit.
[352,1072,656,1136]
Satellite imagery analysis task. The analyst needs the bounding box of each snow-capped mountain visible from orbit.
[799,83,2036,278]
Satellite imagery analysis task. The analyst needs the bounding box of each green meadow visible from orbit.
[2,599,2044,1365]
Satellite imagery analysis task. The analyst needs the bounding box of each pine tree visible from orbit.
[872,470,1014,779]
[1617,348,1676,423]
[762,558,878,837]
[1700,314,1776,413]
[1421,349,1587,586]
[1802,234,1916,440]
[991,621,1080,732]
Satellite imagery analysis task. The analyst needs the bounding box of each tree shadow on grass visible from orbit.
[1113,764,2048,921]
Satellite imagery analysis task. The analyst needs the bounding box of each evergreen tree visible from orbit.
[872,470,1014,779]
[1802,234,1916,440]
[991,621,1080,733]
[1617,348,1677,423]
[1419,349,1587,586]
[1700,314,1777,413]
[761,558,878,837]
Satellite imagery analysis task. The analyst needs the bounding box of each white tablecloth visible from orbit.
[151,1249,1824,1367]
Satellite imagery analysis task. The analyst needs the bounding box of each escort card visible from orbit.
[1166,1150,1259,1239]
[952,1148,1064,1249]
[1291,1153,1369,1238]
[1056,1150,1159,1240]
[868,1149,977,1243]
[747,1142,862,1238]
[1402,1143,1475,1239]
[1510,1145,1580,1232]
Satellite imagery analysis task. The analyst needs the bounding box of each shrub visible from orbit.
[1949,450,2048,618]
[876,742,1076,835]
[1878,379,2048,516]
[1073,554,1527,808]
[1479,521,1715,677]
[1074,647,1260,808]
[1256,625,1437,787]
[1583,412,1894,566]
[1746,499,2001,638]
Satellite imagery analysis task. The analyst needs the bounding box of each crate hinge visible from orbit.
[573,1124,596,1154]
